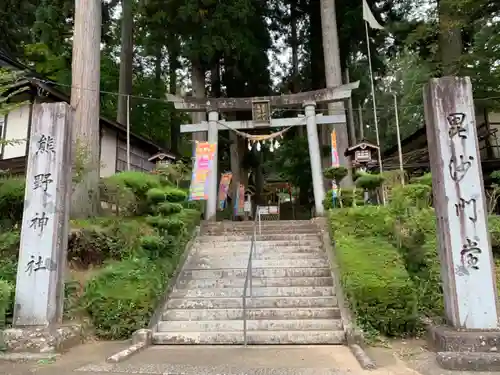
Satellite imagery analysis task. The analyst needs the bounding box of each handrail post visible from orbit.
[242,205,260,347]
[243,289,247,345]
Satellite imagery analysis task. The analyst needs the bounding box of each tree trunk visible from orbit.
[168,44,180,154]
[308,1,325,90]
[191,58,206,144]
[155,47,162,83]
[117,0,134,125]
[291,0,304,137]
[320,0,352,187]
[291,0,299,93]
[438,0,463,75]
[70,0,102,218]
[344,68,356,145]
[211,59,222,97]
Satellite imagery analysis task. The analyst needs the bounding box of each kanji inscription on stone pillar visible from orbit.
[424,77,498,329]
[13,102,72,326]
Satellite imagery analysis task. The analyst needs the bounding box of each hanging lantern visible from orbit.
[274,140,280,149]
[270,142,274,152]
[248,140,252,151]
[256,141,261,151]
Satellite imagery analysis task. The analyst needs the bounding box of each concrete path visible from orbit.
[1,342,447,375]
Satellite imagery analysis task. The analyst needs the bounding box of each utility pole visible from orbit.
[392,93,404,184]
[344,68,356,145]
[358,104,364,140]
[70,0,102,218]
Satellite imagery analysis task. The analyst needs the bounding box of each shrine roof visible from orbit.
[345,141,379,155]
[0,51,175,157]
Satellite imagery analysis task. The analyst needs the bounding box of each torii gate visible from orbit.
[167,82,359,221]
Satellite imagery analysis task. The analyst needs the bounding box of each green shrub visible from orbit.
[182,200,203,211]
[81,258,168,339]
[329,206,393,238]
[391,209,443,317]
[106,172,161,214]
[0,280,13,328]
[146,215,186,236]
[80,207,200,339]
[99,178,137,216]
[157,202,183,215]
[333,233,419,336]
[147,187,187,205]
[355,173,385,190]
[324,188,365,209]
[323,166,348,184]
[140,235,170,259]
[0,177,25,228]
[411,173,432,187]
[391,184,432,212]
[68,218,155,268]
[489,215,500,257]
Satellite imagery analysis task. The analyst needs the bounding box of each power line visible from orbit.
[29,76,500,114]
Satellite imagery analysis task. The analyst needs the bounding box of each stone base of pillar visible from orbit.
[427,324,500,371]
[2,324,83,353]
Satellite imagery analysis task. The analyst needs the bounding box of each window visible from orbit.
[115,137,155,173]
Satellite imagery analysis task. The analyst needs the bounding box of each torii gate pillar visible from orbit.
[206,110,219,221]
[304,101,325,215]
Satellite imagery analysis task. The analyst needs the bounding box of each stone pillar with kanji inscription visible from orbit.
[424,77,498,330]
[13,103,72,327]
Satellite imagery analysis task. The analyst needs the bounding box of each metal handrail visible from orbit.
[242,205,261,346]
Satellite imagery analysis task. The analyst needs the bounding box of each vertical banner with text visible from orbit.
[189,142,216,201]
[331,130,340,203]
[218,172,233,210]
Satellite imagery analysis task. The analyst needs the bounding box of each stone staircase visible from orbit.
[152,220,344,345]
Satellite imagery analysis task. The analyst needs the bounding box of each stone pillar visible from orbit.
[304,101,325,216]
[13,103,72,326]
[424,77,498,329]
[206,110,219,221]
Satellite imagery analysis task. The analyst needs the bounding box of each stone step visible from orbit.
[202,226,319,234]
[192,240,322,248]
[157,319,343,332]
[197,234,320,242]
[170,286,334,298]
[152,330,345,345]
[192,246,325,255]
[165,296,338,310]
[175,276,334,289]
[202,220,315,228]
[190,253,328,261]
[181,267,332,279]
[162,307,341,321]
[202,230,319,237]
[185,259,328,269]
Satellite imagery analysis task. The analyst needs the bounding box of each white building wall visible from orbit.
[2,104,31,159]
[100,128,118,177]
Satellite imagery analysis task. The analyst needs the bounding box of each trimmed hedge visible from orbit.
[80,195,200,339]
[333,231,419,336]
[81,258,167,339]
